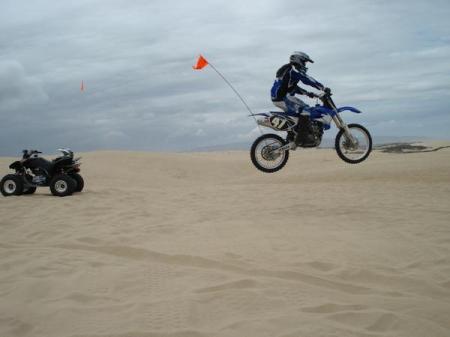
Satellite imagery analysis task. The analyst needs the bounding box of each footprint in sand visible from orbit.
[194,279,258,293]
[301,303,367,314]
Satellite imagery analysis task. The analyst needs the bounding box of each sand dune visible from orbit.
[1,143,450,337]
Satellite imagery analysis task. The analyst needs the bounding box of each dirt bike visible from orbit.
[250,88,372,173]
[1,148,84,197]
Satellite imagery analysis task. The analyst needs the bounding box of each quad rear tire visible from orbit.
[70,173,84,192]
[50,174,76,197]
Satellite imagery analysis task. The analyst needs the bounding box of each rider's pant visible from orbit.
[272,94,309,116]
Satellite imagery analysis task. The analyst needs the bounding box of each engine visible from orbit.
[31,168,49,185]
[309,121,324,147]
[32,175,47,184]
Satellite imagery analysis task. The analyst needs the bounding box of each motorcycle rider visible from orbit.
[271,51,325,145]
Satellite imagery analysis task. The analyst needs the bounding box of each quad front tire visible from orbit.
[23,186,37,195]
[1,174,24,197]
[23,174,37,195]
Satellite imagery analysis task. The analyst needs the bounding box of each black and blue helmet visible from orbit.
[290,51,314,70]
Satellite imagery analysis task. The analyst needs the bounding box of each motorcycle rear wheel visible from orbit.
[250,134,289,173]
[335,123,372,164]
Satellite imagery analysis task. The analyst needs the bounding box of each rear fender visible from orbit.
[251,112,269,116]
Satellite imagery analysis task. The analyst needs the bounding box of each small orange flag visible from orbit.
[193,55,209,70]
[80,80,84,91]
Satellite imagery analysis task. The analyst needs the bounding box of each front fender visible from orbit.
[337,106,362,114]
[9,161,23,171]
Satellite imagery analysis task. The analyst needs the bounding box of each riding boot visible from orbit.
[295,114,315,145]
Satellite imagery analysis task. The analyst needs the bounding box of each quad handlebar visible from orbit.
[22,149,42,159]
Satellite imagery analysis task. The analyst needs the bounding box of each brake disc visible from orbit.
[262,145,281,161]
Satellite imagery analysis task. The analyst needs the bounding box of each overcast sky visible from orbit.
[0,0,449,155]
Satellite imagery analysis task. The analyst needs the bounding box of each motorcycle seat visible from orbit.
[270,111,298,117]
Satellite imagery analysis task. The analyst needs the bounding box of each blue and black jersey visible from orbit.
[271,64,324,102]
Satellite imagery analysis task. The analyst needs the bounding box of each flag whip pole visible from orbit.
[205,60,264,136]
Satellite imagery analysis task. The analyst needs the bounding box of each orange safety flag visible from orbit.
[192,55,209,70]
[80,80,84,91]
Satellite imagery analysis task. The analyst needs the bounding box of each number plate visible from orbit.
[269,116,290,130]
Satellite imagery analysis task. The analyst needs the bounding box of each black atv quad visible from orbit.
[1,149,84,197]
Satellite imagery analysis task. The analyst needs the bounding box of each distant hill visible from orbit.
[189,136,432,152]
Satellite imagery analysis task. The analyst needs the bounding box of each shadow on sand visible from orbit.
[375,143,450,154]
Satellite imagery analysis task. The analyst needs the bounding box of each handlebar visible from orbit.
[22,149,42,159]
[318,87,338,110]
[317,87,331,99]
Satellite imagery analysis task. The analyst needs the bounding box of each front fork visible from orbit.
[332,113,358,147]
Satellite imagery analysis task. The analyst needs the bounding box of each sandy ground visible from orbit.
[1,143,450,337]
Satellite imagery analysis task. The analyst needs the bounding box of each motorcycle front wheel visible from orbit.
[335,123,372,164]
[250,134,289,173]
